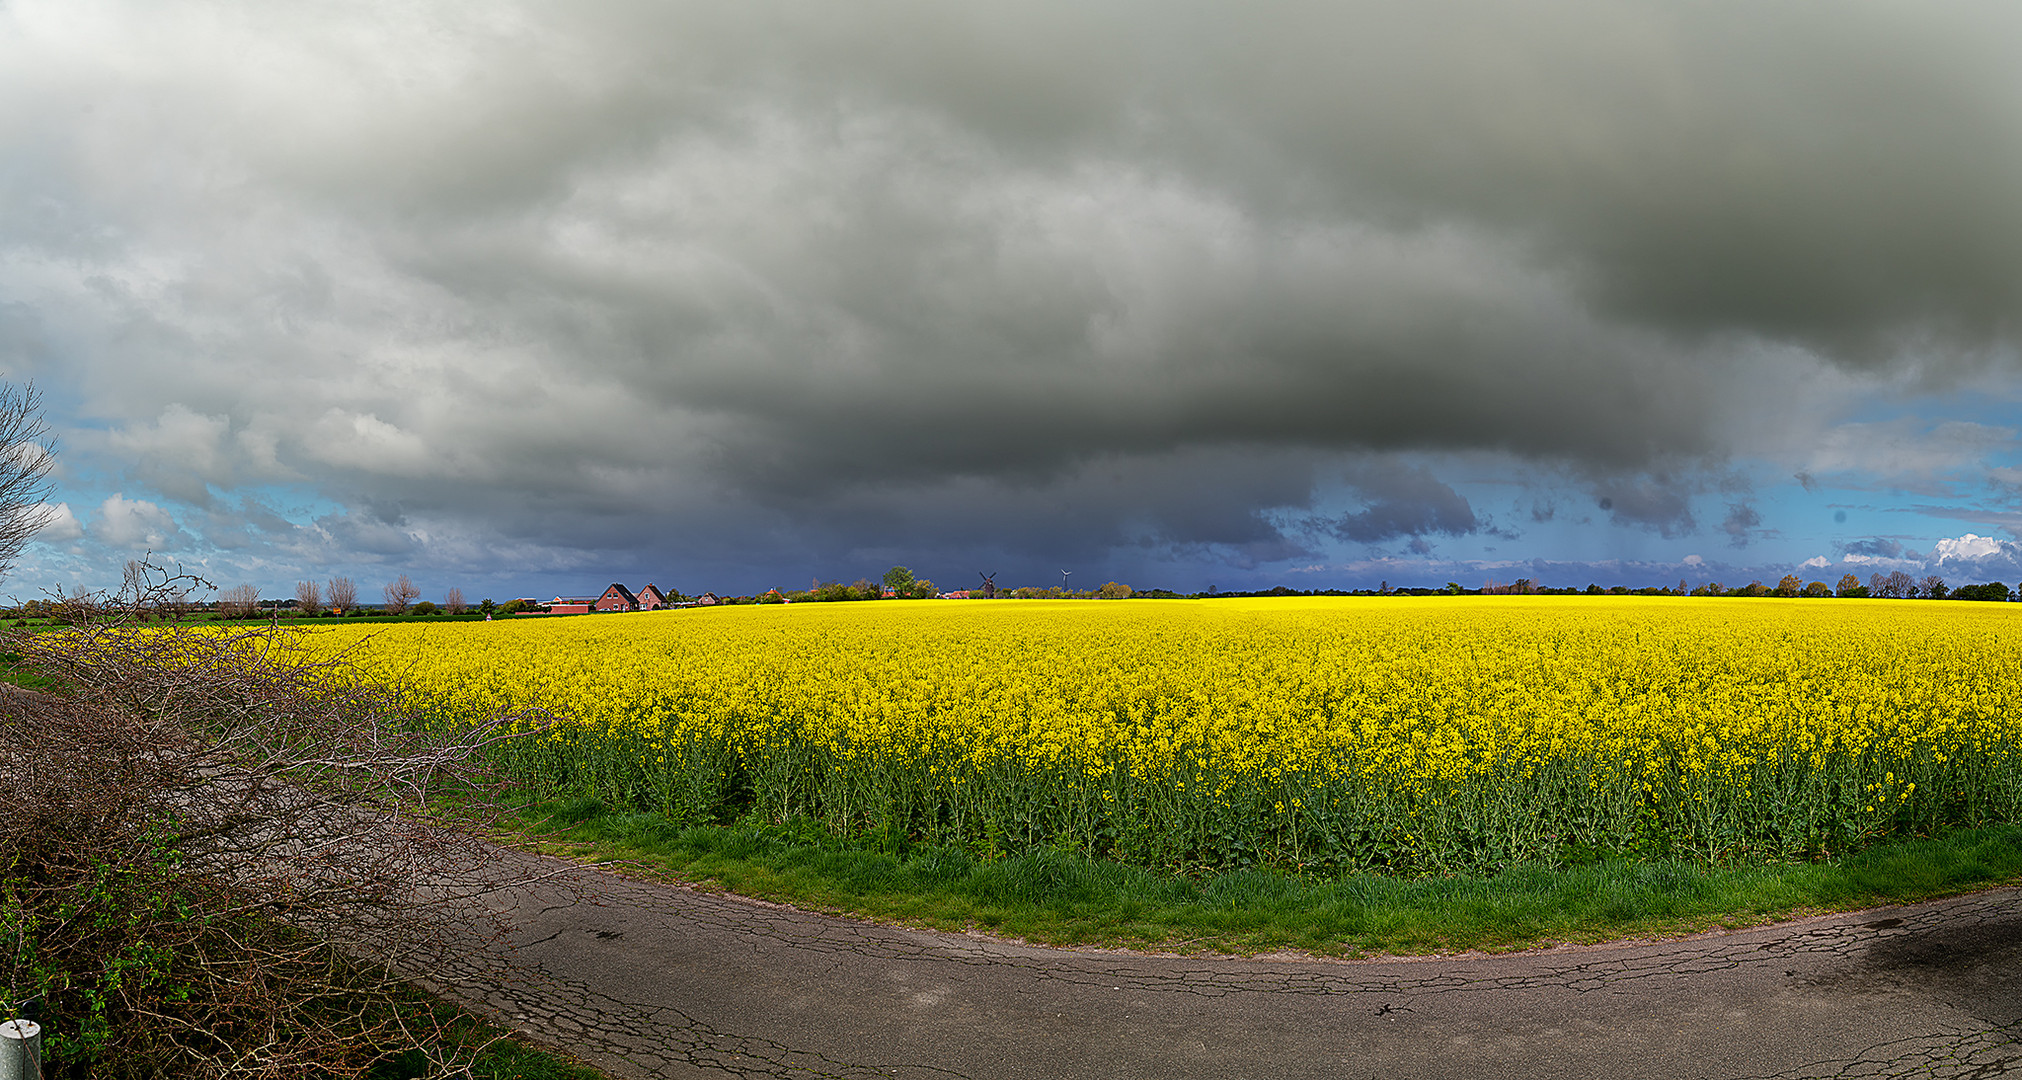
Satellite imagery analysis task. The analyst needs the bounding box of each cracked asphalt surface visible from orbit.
[419,851,2022,1080]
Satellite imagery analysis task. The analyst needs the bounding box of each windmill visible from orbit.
[977,571,997,599]
[1061,569,1072,592]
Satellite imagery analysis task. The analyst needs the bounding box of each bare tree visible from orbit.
[48,583,99,625]
[443,586,466,615]
[1921,575,1948,600]
[0,381,53,582]
[383,574,420,614]
[327,575,357,614]
[159,580,196,621]
[1871,569,1916,599]
[218,582,261,618]
[119,559,196,621]
[295,579,323,616]
[2,571,569,1076]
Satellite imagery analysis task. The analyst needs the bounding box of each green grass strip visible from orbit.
[362,996,611,1080]
[0,649,70,693]
[492,797,2022,957]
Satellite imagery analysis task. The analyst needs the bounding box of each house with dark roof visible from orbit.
[594,583,640,612]
[542,583,695,614]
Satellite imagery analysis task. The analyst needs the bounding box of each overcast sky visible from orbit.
[8,0,2022,602]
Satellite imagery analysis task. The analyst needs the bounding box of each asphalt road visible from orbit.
[422,854,2022,1080]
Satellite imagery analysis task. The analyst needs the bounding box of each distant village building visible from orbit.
[696,592,719,606]
[544,584,701,614]
[594,583,639,612]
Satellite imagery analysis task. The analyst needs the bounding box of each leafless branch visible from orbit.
[0,381,53,583]
[1,561,575,1077]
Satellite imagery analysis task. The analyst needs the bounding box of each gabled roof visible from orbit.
[601,583,639,603]
[636,583,667,602]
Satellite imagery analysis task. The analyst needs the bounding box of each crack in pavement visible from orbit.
[413,848,2022,1079]
[1738,1018,2022,1079]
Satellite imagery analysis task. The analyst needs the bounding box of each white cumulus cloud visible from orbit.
[31,501,82,543]
[1932,533,2012,563]
[93,493,187,553]
[1925,533,2022,581]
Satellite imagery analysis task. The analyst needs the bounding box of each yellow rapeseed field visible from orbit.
[301,597,2022,872]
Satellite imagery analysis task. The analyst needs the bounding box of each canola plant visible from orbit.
[300,597,2022,872]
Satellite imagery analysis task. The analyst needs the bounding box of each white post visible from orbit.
[0,1019,39,1080]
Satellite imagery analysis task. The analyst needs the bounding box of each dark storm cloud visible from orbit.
[694,0,2022,373]
[1594,476,1697,538]
[1720,503,1762,548]
[6,0,2022,586]
[1841,538,1906,559]
[1329,464,1480,544]
[776,447,1327,579]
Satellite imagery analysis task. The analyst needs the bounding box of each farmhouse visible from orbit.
[581,583,682,612]
[544,583,691,613]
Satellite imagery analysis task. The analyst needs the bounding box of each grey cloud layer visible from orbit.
[6,0,2021,581]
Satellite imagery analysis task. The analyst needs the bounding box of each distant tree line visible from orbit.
[58,562,2003,624]
[1174,574,2017,601]
[19,571,550,625]
[733,567,1188,605]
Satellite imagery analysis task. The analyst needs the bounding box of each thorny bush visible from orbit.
[0,566,567,1079]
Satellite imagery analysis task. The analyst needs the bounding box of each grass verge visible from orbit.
[489,797,2022,958]
[364,997,610,1080]
[0,646,71,693]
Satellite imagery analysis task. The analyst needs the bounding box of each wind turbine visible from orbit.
[1061,569,1072,592]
